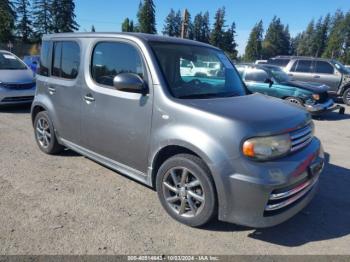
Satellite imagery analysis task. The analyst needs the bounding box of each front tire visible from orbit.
[342,88,350,106]
[34,111,64,154]
[156,154,217,227]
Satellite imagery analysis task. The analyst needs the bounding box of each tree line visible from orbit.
[244,10,350,64]
[0,0,79,43]
[122,0,238,59]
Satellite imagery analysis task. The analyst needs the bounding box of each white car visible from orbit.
[0,50,36,105]
[180,59,220,77]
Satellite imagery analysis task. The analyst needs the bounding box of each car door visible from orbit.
[313,60,341,92]
[81,40,153,174]
[47,40,82,144]
[287,59,314,83]
[244,68,274,96]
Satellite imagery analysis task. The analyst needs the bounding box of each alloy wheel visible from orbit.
[162,167,205,218]
[36,118,51,149]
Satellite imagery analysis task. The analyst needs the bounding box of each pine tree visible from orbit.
[174,10,182,37]
[342,11,350,64]
[262,16,290,58]
[200,11,210,43]
[0,0,16,42]
[312,15,330,57]
[210,7,226,48]
[91,25,96,32]
[138,0,156,34]
[51,0,79,33]
[290,33,302,56]
[15,0,32,42]
[162,9,176,36]
[222,22,238,60]
[122,18,134,32]
[33,0,53,39]
[323,10,345,59]
[244,20,264,61]
[193,12,203,41]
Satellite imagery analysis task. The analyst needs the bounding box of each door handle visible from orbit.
[314,75,320,79]
[48,87,56,95]
[84,94,95,103]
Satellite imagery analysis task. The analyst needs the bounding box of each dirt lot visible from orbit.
[0,104,349,255]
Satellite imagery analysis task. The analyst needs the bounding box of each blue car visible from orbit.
[23,55,40,74]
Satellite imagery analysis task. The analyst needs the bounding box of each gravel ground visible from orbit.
[0,104,349,255]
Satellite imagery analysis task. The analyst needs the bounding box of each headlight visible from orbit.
[312,94,320,101]
[242,134,291,160]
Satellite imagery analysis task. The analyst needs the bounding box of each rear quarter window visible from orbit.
[38,41,51,76]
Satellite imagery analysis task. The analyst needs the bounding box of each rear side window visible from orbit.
[315,61,334,74]
[91,42,145,87]
[51,41,80,79]
[291,60,313,73]
[245,69,269,82]
[39,41,51,76]
[268,58,290,67]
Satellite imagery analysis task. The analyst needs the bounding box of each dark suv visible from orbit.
[268,56,350,105]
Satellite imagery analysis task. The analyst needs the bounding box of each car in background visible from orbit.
[345,65,350,72]
[180,58,221,77]
[0,50,36,105]
[267,56,350,105]
[23,55,40,74]
[255,60,268,65]
[236,64,345,115]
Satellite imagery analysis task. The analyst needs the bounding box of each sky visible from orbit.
[75,0,350,55]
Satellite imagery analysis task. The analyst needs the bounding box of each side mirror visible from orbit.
[113,73,147,94]
[264,78,274,87]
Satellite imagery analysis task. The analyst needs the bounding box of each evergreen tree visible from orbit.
[290,33,302,56]
[297,20,315,56]
[51,0,79,33]
[174,10,182,37]
[193,12,203,41]
[323,10,345,59]
[222,22,238,59]
[210,7,226,48]
[91,25,96,32]
[342,11,350,64]
[138,0,156,34]
[33,0,53,39]
[162,9,176,36]
[244,20,264,61]
[122,18,134,32]
[313,14,331,57]
[200,11,210,43]
[15,0,32,42]
[262,16,290,58]
[0,0,16,42]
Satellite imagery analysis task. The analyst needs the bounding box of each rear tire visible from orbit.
[285,97,304,107]
[156,154,217,227]
[342,88,350,106]
[34,111,64,155]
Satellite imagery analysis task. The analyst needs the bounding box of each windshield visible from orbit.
[0,52,27,70]
[150,42,246,99]
[332,60,349,74]
[269,67,290,82]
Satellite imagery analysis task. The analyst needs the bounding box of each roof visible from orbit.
[43,32,218,49]
[272,55,335,62]
[236,63,282,71]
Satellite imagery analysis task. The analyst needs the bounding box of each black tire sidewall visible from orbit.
[343,89,350,106]
[34,111,60,154]
[156,154,217,227]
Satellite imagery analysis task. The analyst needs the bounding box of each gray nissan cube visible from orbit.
[31,33,325,228]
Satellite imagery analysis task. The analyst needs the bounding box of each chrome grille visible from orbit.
[264,176,318,216]
[290,124,313,152]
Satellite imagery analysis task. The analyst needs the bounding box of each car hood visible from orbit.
[280,80,329,93]
[0,69,34,84]
[182,93,311,135]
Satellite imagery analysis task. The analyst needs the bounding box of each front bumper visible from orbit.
[215,138,324,228]
[0,87,35,105]
[305,99,345,115]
